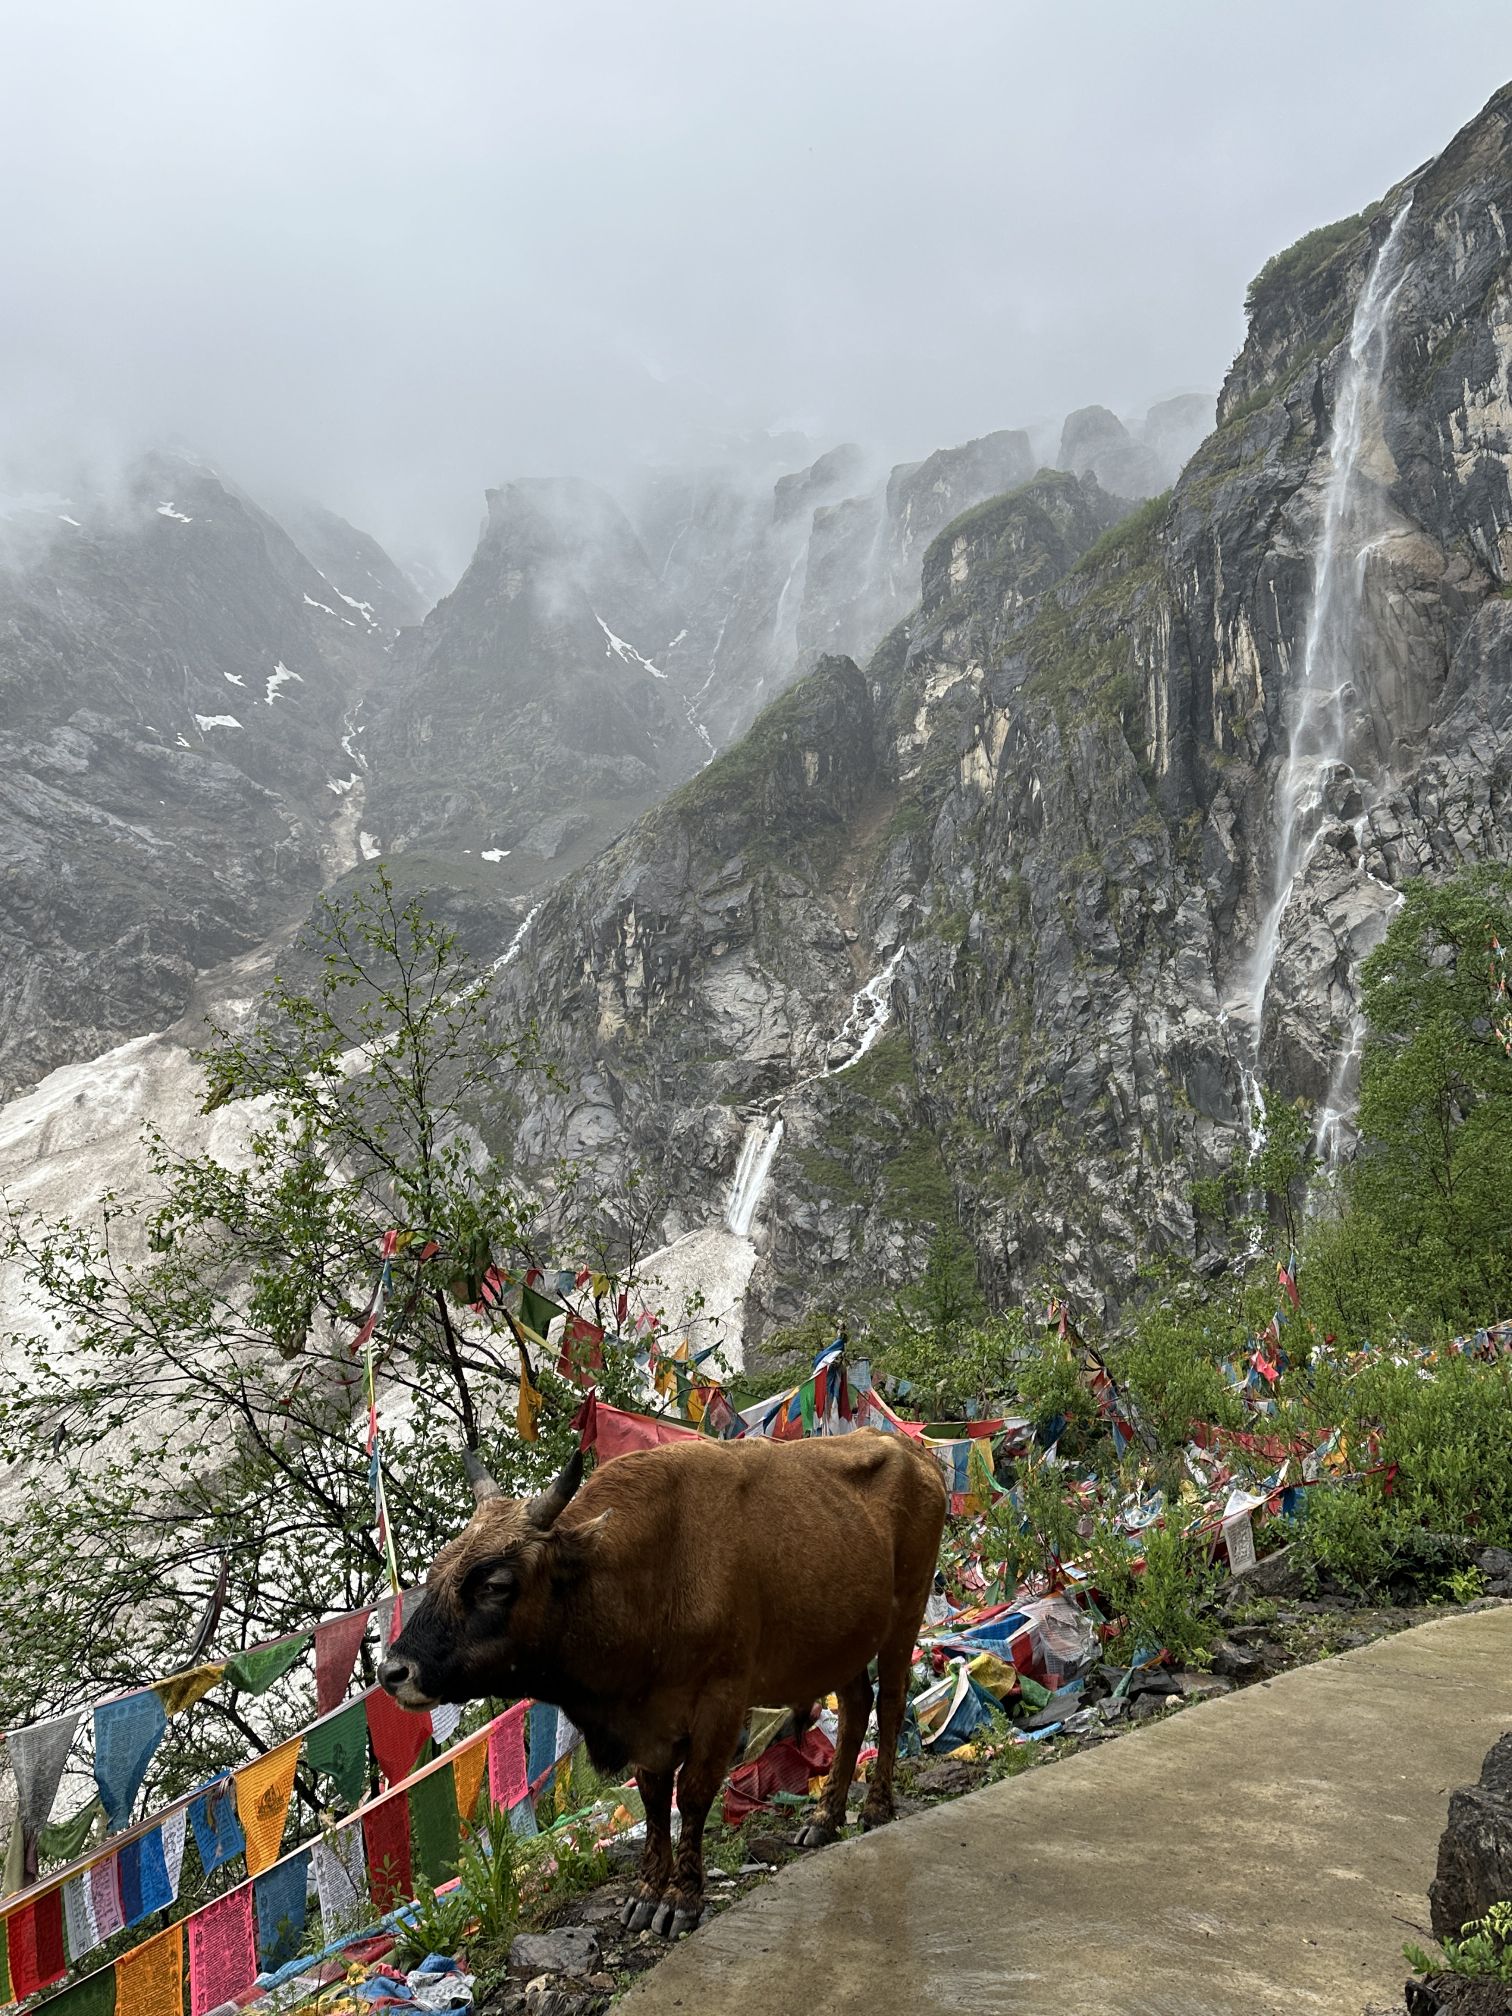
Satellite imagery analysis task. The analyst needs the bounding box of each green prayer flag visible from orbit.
[304,1698,368,1811]
[39,1796,102,1865]
[1016,1674,1052,1710]
[39,1963,116,2016]
[0,1898,11,2003]
[225,1634,309,1696]
[408,1768,460,1890]
[799,1380,816,1434]
[517,1285,561,1346]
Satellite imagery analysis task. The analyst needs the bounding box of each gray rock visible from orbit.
[508,1927,602,1978]
[1430,1732,1512,1940]
[1243,1545,1305,1599]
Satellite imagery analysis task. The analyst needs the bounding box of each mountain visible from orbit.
[0,453,398,1095]
[481,80,1512,1343]
[268,497,429,633]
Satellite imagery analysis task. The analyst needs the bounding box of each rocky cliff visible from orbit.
[484,80,1512,1343]
[0,453,398,1094]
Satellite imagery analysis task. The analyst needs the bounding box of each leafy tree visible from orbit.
[0,874,657,1808]
[1347,864,1512,1327]
[865,1229,1031,1419]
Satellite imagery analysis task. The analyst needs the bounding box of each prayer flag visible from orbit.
[41,1798,102,1866]
[253,1851,310,1969]
[305,1699,368,1812]
[187,1885,255,2016]
[88,1853,125,1941]
[8,1710,81,1844]
[311,1830,365,1934]
[362,1796,412,1913]
[152,1667,224,1721]
[366,1690,431,1787]
[429,1701,462,1747]
[63,1873,99,1962]
[486,1705,528,1812]
[94,1694,167,1831]
[233,1738,300,1876]
[4,1889,67,1997]
[315,1612,370,1715]
[118,1826,173,1926]
[517,1286,561,1346]
[557,1313,605,1384]
[451,1737,488,1829]
[225,1635,308,1696]
[115,1921,183,2016]
[43,1959,116,2016]
[516,1347,543,1443]
[187,1780,243,1876]
[408,1769,460,1889]
[161,1810,186,1899]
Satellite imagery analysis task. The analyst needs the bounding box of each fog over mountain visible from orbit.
[3,1,1510,571]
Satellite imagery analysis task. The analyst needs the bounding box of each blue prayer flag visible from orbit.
[189,1775,246,1873]
[254,1850,310,1970]
[118,1825,173,1926]
[93,1691,167,1829]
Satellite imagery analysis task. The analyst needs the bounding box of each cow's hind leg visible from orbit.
[655,1703,743,1938]
[794,1666,873,1849]
[620,1765,674,1932]
[860,1628,914,1832]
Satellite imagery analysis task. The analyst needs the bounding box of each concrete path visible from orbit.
[622,1606,1512,2016]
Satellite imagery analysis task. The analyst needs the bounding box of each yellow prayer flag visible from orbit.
[516,1349,542,1443]
[115,1920,183,2016]
[452,1735,488,1828]
[590,1273,610,1301]
[234,1737,301,1875]
[154,1664,226,1719]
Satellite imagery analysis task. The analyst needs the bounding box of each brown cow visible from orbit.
[380,1427,946,1935]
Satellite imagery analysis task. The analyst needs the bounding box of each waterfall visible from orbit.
[1242,203,1413,1145]
[829,946,906,1075]
[724,1116,784,1237]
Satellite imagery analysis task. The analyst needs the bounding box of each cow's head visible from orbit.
[378,1447,604,1710]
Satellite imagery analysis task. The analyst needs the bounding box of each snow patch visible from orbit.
[326,773,361,796]
[359,831,381,861]
[595,613,666,679]
[157,502,193,523]
[193,714,241,732]
[666,628,688,650]
[58,514,80,528]
[265,661,303,704]
[480,847,510,863]
[223,672,245,687]
[303,593,339,617]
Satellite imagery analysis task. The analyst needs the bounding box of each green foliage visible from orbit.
[985,1455,1084,1591]
[396,1801,521,1965]
[1347,865,1512,1329]
[1087,1519,1219,1669]
[1406,1901,1512,1983]
[866,1229,1032,1419]
[1244,204,1380,318]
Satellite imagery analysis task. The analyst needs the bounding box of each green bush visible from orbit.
[1087,1519,1219,1669]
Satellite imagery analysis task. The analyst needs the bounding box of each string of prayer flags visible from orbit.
[232,1738,300,1876]
[187,1779,244,1876]
[365,1689,431,1787]
[311,1830,365,1934]
[361,1794,412,1913]
[305,1698,369,1811]
[252,1851,309,1971]
[94,1694,167,1832]
[5,1889,68,1999]
[314,1610,370,1716]
[515,1345,543,1443]
[407,1767,460,1888]
[225,1634,308,1697]
[115,1921,183,2016]
[152,1666,224,1721]
[8,1711,81,1858]
[187,1883,254,2016]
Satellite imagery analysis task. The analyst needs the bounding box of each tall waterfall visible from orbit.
[1242,203,1414,1146]
[725,1117,784,1236]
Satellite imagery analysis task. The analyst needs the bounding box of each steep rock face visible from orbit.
[271,498,428,633]
[0,454,391,1094]
[1058,404,1168,500]
[491,80,1512,1327]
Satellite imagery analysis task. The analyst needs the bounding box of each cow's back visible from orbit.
[565,1430,946,1705]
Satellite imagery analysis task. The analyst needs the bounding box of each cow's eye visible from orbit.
[464,1557,518,1608]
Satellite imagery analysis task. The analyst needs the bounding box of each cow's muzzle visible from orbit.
[378,1655,438,1712]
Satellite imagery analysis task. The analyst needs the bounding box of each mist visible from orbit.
[4,0,1510,573]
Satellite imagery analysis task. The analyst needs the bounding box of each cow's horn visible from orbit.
[462,1448,504,1504]
[525,1448,584,1531]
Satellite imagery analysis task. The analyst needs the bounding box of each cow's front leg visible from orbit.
[655,1706,743,1937]
[795,1667,872,1848]
[620,1766,674,1932]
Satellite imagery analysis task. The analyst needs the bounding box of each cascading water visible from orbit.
[725,1117,784,1236]
[1241,202,1414,1160]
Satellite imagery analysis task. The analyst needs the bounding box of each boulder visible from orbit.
[508,1927,602,1979]
[1430,1732,1512,1939]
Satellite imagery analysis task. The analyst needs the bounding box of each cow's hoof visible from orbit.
[651,1900,703,1938]
[622,1894,661,1932]
[793,1821,837,1849]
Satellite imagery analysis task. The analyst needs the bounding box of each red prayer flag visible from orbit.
[362,1794,412,1912]
[486,1703,529,1811]
[187,1884,256,2016]
[315,1610,371,1716]
[557,1313,605,1384]
[590,1401,700,1465]
[366,1689,431,1786]
[5,1891,67,1998]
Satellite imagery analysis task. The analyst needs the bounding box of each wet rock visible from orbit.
[1244,1544,1305,1598]
[1174,1672,1236,1702]
[746,1832,790,1863]
[1476,1548,1512,1597]
[508,1928,601,1979]
[1430,1733,1512,1940]
[1210,1638,1270,1683]
[912,1757,981,1797]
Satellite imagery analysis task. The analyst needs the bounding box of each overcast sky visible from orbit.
[3,1,1510,571]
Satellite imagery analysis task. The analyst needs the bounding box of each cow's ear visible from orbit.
[551,1509,612,1577]
[461,1555,518,1611]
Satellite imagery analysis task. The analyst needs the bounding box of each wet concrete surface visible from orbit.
[621,1606,1512,2016]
